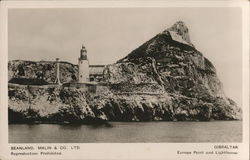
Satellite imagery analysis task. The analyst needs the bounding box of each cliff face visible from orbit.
[8,84,218,123]
[8,21,242,123]
[9,84,98,123]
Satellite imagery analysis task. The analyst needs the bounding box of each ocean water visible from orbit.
[9,121,242,143]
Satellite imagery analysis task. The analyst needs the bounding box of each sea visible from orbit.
[9,121,242,143]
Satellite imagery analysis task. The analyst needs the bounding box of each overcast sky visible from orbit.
[8,8,242,106]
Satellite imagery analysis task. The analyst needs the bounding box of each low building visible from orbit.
[89,65,105,82]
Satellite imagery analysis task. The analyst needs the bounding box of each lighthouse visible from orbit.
[78,44,89,83]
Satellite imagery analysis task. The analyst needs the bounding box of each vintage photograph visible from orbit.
[8,8,242,143]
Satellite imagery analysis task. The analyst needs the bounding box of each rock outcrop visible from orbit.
[8,21,242,123]
[8,60,78,84]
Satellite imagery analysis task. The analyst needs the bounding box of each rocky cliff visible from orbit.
[8,21,241,123]
[8,60,78,84]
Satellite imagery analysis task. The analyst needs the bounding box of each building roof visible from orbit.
[89,65,105,75]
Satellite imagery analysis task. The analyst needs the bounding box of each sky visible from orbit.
[8,8,242,106]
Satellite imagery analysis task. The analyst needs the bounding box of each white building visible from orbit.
[78,44,89,83]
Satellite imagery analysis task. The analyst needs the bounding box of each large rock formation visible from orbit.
[103,21,241,121]
[8,21,241,123]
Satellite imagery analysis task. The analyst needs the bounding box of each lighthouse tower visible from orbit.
[78,44,89,83]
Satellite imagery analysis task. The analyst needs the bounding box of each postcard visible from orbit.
[0,0,249,159]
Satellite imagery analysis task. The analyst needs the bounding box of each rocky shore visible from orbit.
[8,21,242,123]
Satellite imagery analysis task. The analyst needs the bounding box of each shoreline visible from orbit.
[8,119,242,125]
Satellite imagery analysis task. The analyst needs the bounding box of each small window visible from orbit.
[80,75,82,78]
[81,61,82,64]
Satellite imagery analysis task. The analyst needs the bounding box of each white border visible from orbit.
[0,1,249,160]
